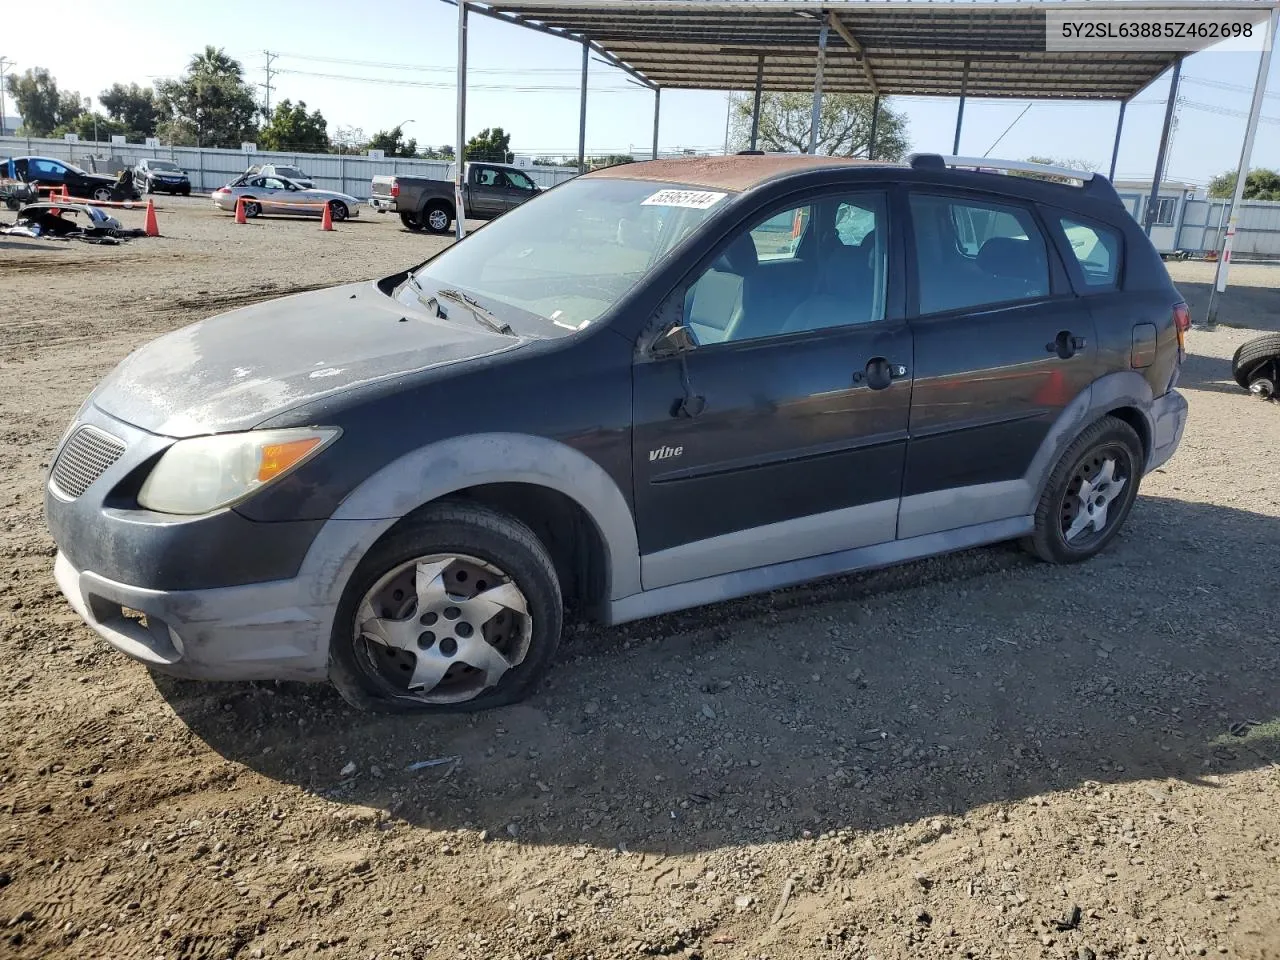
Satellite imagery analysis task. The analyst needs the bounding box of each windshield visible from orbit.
[276,167,303,178]
[409,177,729,335]
[150,161,179,171]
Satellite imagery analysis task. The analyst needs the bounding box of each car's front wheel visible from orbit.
[241,199,261,218]
[1024,415,1143,564]
[329,502,563,713]
[91,186,113,202]
[328,200,349,221]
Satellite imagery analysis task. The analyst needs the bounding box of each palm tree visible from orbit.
[188,46,242,79]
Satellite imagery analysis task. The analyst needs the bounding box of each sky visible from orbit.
[5,0,1280,186]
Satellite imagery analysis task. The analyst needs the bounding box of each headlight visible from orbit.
[137,427,340,515]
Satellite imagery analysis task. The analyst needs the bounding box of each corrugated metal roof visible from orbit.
[467,0,1275,99]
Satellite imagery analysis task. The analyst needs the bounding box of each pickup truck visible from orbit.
[370,161,540,233]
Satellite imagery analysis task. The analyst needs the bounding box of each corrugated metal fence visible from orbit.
[0,136,582,200]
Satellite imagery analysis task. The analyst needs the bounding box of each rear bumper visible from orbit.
[369,196,396,213]
[1147,388,1188,473]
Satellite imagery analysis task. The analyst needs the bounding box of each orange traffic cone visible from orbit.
[143,198,160,237]
[234,196,247,224]
[320,201,334,232]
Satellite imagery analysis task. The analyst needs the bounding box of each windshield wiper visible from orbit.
[436,288,514,336]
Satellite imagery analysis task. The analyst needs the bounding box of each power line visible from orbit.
[275,66,645,94]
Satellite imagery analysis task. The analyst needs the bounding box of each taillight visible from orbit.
[1173,301,1191,359]
[390,180,400,198]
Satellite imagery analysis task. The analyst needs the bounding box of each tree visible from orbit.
[4,67,83,137]
[589,154,635,169]
[332,125,367,154]
[465,127,513,163]
[154,46,259,148]
[259,99,329,152]
[99,83,159,140]
[53,113,127,143]
[366,126,417,157]
[728,93,909,159]
[1208,168,1280,201]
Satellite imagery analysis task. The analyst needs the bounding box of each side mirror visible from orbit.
[653,323,697,357]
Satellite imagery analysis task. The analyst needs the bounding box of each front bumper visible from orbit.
[55,551,329,681]
[45,406,397,682]
[1147,388,1188,473]
[151,179,190,193]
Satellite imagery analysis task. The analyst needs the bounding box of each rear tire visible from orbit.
[1232,333,1280,390]
[328,502,563,714]
[424,203,452,234]
[1024,415,1144,565]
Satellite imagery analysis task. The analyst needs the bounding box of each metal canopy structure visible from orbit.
[446,0,1279,324]
[481,0,1193,99]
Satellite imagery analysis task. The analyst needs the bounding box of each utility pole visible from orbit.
[0,57,14,136]
[261,51,279,115]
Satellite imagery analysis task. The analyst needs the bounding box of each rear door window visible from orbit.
[908,193,1051,314]
[1059,216,1121,288]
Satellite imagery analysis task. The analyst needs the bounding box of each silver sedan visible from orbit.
[212,176,361,220]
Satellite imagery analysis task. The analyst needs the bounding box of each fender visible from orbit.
[1024,370,1155,512]
[328,432,641,600]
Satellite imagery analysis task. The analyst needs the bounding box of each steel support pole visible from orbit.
[808,19,829,154]
[652,87,661,159]
[953,59,969,155]
[1108,99,1127,181]
[750,55,764,150]
[578,40,589,173]
[868,94,880,159]
[1207,8,1277,329]
[454,0,467,240]
[1144,56,1182,237]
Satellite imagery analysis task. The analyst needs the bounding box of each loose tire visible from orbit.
[1231,333,1280,390]
[329,502,563,714]
[241,199,261,218]
[328,200,349,222]
[400,210,424,231]
[424,203,452,234]
[1024,415,1144,564]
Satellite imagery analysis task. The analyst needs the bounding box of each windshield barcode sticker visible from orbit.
[641,189,727,210]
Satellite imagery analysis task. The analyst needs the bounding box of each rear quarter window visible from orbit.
[1059,216,1122,289]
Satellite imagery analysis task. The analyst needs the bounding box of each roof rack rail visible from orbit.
[908,153,1120,204]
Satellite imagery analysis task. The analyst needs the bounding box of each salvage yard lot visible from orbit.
[1,197,1279,960]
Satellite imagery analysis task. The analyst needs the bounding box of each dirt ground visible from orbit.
[1,198,1279,960]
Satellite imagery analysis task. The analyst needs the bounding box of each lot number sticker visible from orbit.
[641,189,727,210]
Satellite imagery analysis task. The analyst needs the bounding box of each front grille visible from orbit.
[50,425,126,499]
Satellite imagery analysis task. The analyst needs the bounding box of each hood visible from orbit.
[84,173,116,185]
[92,282,520,437]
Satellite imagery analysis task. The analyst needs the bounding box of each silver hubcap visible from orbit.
[1064,455,1126,542]
[428,209,448,230]
[355,554,531,704]
[94,189,111,201]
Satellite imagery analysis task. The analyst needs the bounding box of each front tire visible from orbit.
[424,203,452,234]
[1024,415,1143,564]
[328,200,349,222]
[91,186,113,202]
[329,502,563,714]
[241,199,261,218]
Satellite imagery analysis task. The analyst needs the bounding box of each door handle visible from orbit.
[1046,330,1086,360]
[861,357,906,390]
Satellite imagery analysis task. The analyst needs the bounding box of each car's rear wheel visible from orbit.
[329,502,563,713]
[328,200,349,221]
[424,203,452,234]
[400,211,424,231]
[1024,415,1143,564]
[241,199,261,218]
[91,186,113,202]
